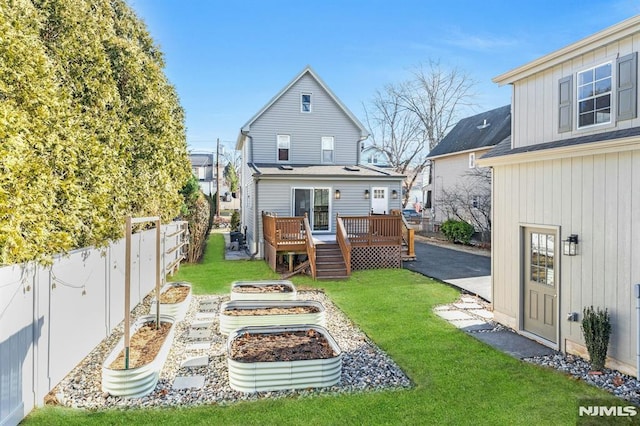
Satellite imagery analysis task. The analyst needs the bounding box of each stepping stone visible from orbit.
[173,375,205,389]
[433,305,451,311]
[195,312,216,320]
[186,342,211,351]
[436,310,475,321]
[191,320,214,329]
[451,319,488,331]
[460,296,478,303]
[189,328,213,339]
[470,309,493,319]
[453,302,483,310]
[199,300,216,310]
[181,355,209,368]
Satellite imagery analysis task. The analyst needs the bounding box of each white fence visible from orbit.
[0,221,188,426]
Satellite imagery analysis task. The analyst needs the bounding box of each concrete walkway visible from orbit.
[404,239,492,301]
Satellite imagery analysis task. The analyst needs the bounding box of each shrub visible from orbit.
[581,306,611,371]
[440,219,475,245]
[230,211,240,232]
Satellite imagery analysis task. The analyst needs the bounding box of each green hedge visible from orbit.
[440,219,475,245]
[1,0,191,264]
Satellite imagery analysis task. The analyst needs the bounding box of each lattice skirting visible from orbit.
[351,245,401,270]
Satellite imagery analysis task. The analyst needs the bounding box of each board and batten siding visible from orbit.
[512,33,640,150]
[491,148,640,374]
[250,73,362,165]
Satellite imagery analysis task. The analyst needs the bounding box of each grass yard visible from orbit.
[23,234,625,425]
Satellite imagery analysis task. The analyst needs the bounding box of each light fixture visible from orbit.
[391,189,398,199]
[563,234,579,256]
[364,189,370,199]
[334,189,341,200]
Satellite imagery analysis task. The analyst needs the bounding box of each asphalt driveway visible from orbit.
[404,240,492,301]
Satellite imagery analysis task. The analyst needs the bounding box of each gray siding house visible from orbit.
[479,16,640,376]
[426,105,511,232]
[236,66,404,257]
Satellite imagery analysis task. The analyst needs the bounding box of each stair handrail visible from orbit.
[303,216,316,279]
[336,216,351,276]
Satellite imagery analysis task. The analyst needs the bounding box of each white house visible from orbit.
[478,16,640,376]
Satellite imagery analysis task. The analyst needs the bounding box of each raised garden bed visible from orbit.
[219,300,326,335]
[230,280,296,301]
[149,282,192,321]
[101,314,176,398]
[227,325,342,392]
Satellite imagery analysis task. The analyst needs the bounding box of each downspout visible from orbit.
[635,283,640,379]
[244,132,261,259]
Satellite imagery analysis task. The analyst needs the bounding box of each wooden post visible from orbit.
[155,218,161,329]
[124,216,132,369]
[407,228,415,257]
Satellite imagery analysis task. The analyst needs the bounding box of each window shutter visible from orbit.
[558,75,573,133]
[616,52,637,121]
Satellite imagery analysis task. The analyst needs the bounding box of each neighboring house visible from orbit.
[478,16,640,376]
[189,152,216,196]
[236,66,404,257]
[361,144,391,167]
[189,151,240,210]
[425,105,511,233]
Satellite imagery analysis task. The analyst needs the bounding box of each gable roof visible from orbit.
[494,15,640,86]
[236,66,369,149]
[427,105,511,159]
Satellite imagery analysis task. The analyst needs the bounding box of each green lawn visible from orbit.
[23,234,624,425]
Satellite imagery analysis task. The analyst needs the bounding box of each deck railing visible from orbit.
[399,214,416,258]
[341,215,403,246]
[335,216,351,276]
[262,212,306,249]
[303,216,317,278]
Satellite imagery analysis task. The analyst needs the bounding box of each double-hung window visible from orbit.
[577,62,612,128]
[277,134,290,162]
[301,93,312,112]
[321,136,334,163]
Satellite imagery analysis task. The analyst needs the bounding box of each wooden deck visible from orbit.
[262,212,415,279]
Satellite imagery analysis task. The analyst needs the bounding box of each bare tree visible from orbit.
[364,60,476,208]
[440,167,491,239]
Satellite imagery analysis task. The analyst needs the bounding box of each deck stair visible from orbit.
[314,242,348,279]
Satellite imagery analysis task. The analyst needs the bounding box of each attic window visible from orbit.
[279,165,293,170]
[477,119,491,129]
[301,93,312,113]
[344,166,360,172]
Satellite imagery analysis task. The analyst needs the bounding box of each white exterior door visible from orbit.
[370,187,388,214]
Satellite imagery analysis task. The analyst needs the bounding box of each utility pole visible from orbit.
[216,138,220,218]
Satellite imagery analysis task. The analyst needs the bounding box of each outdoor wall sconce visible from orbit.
[563,234,579,256]
[364,189,370,199]
[391,189,398,199]
[334,189,341,200]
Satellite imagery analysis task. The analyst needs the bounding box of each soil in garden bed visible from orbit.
[233,284,292,293]
[108,322,172,369]
[224,306,320,316]
[158,285,190,304]
[230,329,337,362]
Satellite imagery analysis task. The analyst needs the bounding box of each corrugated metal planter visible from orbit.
[230,280,297,301]
[219,300,326,335]
[101,314,176,398]
[149,282,192,321]
[227,325,342,392]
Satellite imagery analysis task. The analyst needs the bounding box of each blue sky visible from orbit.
[128,0,638,153]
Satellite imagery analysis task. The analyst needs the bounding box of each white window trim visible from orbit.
[277,134,290,163]
[290,187,332,232]
[321,136,334,163]
[576,60,613,130]
[301,92,312,113]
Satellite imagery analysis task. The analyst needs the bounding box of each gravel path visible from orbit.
[49,290,411,409]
